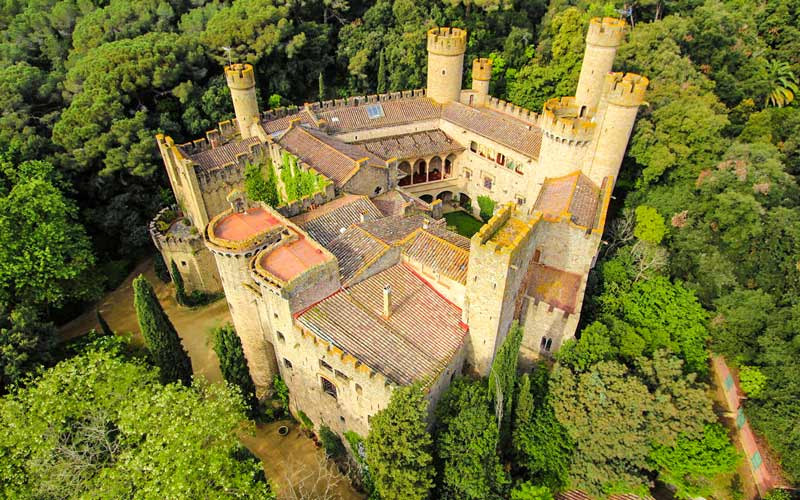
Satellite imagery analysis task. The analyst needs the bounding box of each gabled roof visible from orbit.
[185,136,261,172]
[297,264,467,385]
[525,263,583,314]
[278,125,384,187]
[359,130,463,160]
[291,194,384,247]
[534,171,602,229]
[327,226,389,284]
[319,97,441,134]
[261,108,318,135]
[402,229,470,284]
[442,102,543,159]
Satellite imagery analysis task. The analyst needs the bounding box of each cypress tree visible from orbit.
[377,49,387,94]
[489,320,523,437]
[212,323,258,415]
[96,309,113,336]
[366,384,434,500]
[318,71,325,101]
[171,260,187,306]
[133,274,193,385]
[153,251,171,283]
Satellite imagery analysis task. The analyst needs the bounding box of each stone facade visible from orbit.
[151,18,647,441]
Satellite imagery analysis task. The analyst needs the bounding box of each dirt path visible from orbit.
[60,258,228,383]
[60,258,364,500]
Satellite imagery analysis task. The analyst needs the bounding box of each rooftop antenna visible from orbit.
[222,46,233,68]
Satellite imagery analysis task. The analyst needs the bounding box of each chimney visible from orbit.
[422,218,430,230]
[360,211,369,223]
[383,285,392,318]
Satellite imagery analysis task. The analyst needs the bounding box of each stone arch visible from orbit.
[458,193,472,210]
[429,156,443,181]
[420,194,434,203]
[444,153,456,178]
[398,160,412,186]
[413,159,427,184]
[436,190,454,207]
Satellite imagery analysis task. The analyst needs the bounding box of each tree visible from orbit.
[435,378,508,500]
[556,322,615,372]
[762,60,798,108]
[132,275,193,386]
[318,71,325,101]
[0,347,272,498]
[477,195,496,221]
[488,320,523,434]
[171,260,187,306]
[377,49,387,93]
[244,160,280,206]
[0,159,96,310]
[633,205,666,245]
[649,423,740,498]
[366,384,434,500]
[510,482,554,500]
[738,366,767,398]
[212,323,258,415]
[0,306,57,392]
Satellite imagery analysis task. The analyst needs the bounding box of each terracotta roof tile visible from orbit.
[534,171,601,228]
[525,263,583,314]
[327,226,389,284]
[359,130,463,160]
[297,264,467,384]
[319,98,441,134]
[402,229,470,284]
[258,229,330,282]
[291,194,384,246]
[186,137,261,172]
[278,126,384,187]
[557,492,654,500]
[261,109,317,135]
[357,215,443,244]
[442,102,542,159]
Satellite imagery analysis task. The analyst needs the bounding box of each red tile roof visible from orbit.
[327,226,389,284]
[442,102,543,159]
[556,492,654,500]
[525,263,583,314]
[319,98,441,134]
[297,264,467,384]
[534,171,602,228]
[258,229,331,282]
[211,207,281,242]
[359,130,463,160]
[402,229,470,284]
[185,137,261,172]
[291,194,384,247]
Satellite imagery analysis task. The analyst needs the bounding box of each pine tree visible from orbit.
[377,49,387,94]
[212,323,258,415]
[133,274,193,386]
[366,384,434,500]
[171,260,187,306]
[96,309,113,336]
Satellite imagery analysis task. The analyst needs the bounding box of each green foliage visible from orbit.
[212,323,258,416]
[649,424,740,499]
[738,366,767,398]
[273,374,289,414]
[244,159,279,206]
[153,252,171,283]
[477,195,496,221]
[280,151,327,203]
[297,410,314,430]
[634,205,666,245]
[0,307,57,393]
[435,378,508,500]
[132,275,193,386]
[510,482,554,500]
[556,322,615,372]
[488,320,523,436]
[763,60,798,108]
[171,260,187,306]
[764,489,793,500]
[366,384,434,500]
[319,425,345,458]
[0,348,272,499]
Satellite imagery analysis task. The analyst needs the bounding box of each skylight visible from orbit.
[366,103,385,119]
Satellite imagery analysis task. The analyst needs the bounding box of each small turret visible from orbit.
[225,63,260,139]
[575,17,627,114]
[537,97,596,178]
[426,27,467,104]
[585,72,649,186]
[471,58,492,106]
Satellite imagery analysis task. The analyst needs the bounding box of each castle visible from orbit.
[152,18,647,437]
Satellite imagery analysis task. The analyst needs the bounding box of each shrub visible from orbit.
[738,366,767,398]
[319,425,345,458]
[477,195,496,221]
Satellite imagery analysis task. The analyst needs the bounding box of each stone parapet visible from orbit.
[484,97,538,123]
[472,58,492,81]
[225,63,256,91]
[540,97,595,144]
[586,17,627,47]
[427,27,467,56]
[603,72,649,107]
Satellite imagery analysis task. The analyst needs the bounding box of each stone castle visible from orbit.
[152,18,647,437]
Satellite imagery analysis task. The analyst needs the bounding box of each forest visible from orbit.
[0,0,797,498]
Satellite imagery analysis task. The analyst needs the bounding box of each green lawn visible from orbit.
[443,211,485,238]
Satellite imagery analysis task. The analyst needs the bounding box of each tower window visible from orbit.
[181,261,187,266]
[276,331,285,343]
[321,377,337,399]
[469,141,477,153]
[355,383,363,395]
[483,177,493,190]
[441,69,446,75]
[284,358,293,369]
[335,369,350,382]
[319,359,333,371]
[540,337,553,352]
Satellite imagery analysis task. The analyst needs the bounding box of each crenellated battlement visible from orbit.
[427,27,467,56]
[603,72,649,107]
[484,97,538,124]
[225,63,256,90]
[149,206,204,251]
[540,97,595,143]
[472,58,492,81]
[585,17,627,47]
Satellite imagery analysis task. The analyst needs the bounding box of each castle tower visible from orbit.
[225,63,260,139]
[426,27,467,104]
[465,204,538,375]
[537,96,596,178]
[575,17,626,114]
[471,58,492,106]
[585,72,648,186]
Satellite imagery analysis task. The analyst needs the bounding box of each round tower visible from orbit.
[471,58,492,106]
[426,27,467,104]
[575,17,627,114]
[225,63,260,139]
[585,72,648,186]
[537,96,596,179]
